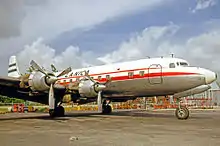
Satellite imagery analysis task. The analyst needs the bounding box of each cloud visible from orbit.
[0,0,25,38]
[16,38,99,73]
[98,24,180,63]
[15,21,220,76]
[0,0,172,75]
[21,0,169,40]
[98,22,220,73]
[191,0,217,13]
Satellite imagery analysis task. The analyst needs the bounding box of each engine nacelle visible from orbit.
[78,80,98,97]
[28,71,51,91]
[173,85,211,98]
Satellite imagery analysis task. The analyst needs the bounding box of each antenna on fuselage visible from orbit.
[170,53,174,58]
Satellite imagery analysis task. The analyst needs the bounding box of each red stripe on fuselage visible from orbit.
[59,67,159,80]
[58,72,198,85]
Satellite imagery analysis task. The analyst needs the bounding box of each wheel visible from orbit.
[175,106,189,120]
[49,106,65,118]
[102,104,112,114]
[49,109,56,118]
[56,106,65,117]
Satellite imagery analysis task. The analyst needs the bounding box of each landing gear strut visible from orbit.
[175,99,189,120]
[102,99,112,114]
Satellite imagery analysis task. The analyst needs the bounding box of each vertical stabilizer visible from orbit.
[8,56,21,78]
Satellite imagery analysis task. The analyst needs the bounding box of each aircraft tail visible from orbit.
[8,56,21,78]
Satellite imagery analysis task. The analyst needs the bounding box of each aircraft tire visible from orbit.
[175,106,189,120]
[49,109,56,118]
[56,106,65,117]
[49,106,65,118]
[102,105,112,114]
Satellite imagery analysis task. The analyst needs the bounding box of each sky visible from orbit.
[0,0,220,79]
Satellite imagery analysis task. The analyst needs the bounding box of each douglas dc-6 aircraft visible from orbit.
[0,55,217,120]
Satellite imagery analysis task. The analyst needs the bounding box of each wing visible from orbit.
[0,76,20,87]
[0,76,49,105]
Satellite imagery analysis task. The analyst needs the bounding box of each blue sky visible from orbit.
[50,0,220,55]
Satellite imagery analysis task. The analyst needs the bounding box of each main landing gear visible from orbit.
[49,102,65,118]
[175,99,189,120]
[102,99,112,114]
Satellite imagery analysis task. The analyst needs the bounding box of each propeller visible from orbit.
[83,70,111,112]
[30,60,72,110]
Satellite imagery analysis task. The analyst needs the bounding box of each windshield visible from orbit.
[176,62,189,67]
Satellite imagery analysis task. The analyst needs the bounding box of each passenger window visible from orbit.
[70,79,73,83]
[98,76,102,80]
[139,71,144,76]
[169,63,175,68]
[76,78,80,81]
[128,72,134,78]
[106,75,111,80]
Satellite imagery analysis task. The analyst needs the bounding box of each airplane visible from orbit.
[0,55,217,120]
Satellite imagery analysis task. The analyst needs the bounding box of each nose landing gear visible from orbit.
[175,99,189,120]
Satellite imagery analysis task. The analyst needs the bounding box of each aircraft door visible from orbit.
[148,64,163,84]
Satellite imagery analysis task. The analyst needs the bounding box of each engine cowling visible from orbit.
[28,71,54,91]
[78,79,106,98]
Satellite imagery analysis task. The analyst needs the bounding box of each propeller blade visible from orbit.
[216,81,220,88]
[30,60,48,75]
[57,67,72,77]
[97,91,102,112]
[51,64,58,72]
[83,70,97,83]
[48,84,55,109]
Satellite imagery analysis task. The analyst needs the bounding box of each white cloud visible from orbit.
[191,0,217,13]
[0,0,168,56]
[15,21,220,77]
[98,22,220,73]
[98,24,180,63]
[17,38,99,73]
[0,0,172,75]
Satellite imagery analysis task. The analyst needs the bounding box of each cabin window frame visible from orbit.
[106,75,111,81]
[128,72,134,78]
[169,63,175,68]
[98,76,102,80]
[139,71,145,76]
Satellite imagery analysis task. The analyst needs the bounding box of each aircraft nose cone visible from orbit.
[202,69,217,84]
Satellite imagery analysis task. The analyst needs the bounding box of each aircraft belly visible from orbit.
[103,75,205,97]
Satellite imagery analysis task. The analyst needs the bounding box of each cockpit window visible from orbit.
[179,62,188,66]
[169,63,175,68]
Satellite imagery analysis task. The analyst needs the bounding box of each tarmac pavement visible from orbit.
[0,109,220,146]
